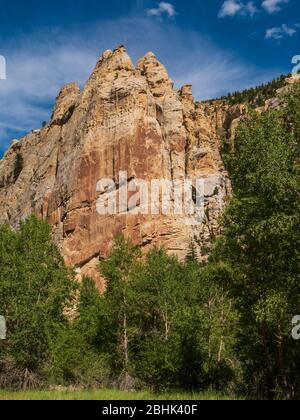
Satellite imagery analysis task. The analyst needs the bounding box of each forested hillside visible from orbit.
[204,73,298,108]
[221,74,287,106]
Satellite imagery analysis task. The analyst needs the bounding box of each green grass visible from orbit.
[0,389,240,400]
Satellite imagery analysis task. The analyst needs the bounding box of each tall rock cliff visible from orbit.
[0,46,231,287]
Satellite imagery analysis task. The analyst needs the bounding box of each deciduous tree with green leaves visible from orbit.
[212,84,300,398]
[0,216,76,388]
[99,235,142,389]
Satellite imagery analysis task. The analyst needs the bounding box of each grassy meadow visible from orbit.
[0,389,239,401]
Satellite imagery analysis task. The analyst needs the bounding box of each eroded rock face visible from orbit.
[0,46,230,287]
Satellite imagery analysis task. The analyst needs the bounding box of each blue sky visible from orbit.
[0,0,299,156]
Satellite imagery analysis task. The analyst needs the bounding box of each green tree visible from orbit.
[99,235,141,389]
[133,248,235,391]
[0,216,76,388]
[213,85,300,398]
[49,278,111,388]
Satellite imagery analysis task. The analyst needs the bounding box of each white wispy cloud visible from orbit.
[218,0,259,18]
[262,0,290,14]
[219,0,291,18]
[0,17,280,155]
[0,29,97,154]
[265,23,298,39]
[146,2,177,19]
